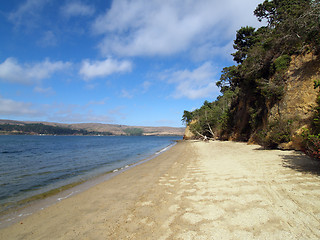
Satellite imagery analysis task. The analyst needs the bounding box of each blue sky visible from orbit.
[0,0,262,127]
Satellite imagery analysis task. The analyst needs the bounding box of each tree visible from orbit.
[232,26,257,64]
[123,128,144,136]
[216,65,241,92]
[254,0,311,28]
[182,0,320,146]
[182,110,193,125]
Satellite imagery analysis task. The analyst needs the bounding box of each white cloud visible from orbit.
[46,102,115,123]
[8,0,50,28]
[92,0,261,57]
[0,96,116,123]
[86,98,107,106]
[79,58,132,80]
[61,1,95,18]
[37,31,58,47]
[190,40,235,62]
[48,111,113,123]
[142,81,151,93]
[33,86,55,95]
[165,62,219,99]
[120,89,134,99]
[0,58,71,84]
[107,106,127,120]
[0,96,39,116]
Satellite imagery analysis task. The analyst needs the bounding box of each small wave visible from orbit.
[18,213,32,218]
[155,145,172,155]
[1,150,23,154]
[57,191,78,201]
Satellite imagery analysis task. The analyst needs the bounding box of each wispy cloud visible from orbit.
[61,1,95,18]
[47,109,113,123]
[120,89,134,99]
[85,98,107,107]
[92,0,260,57]
[0,96,39,116]
[107,106,127,120]
[0,58,71,84]
[141,81,152,93]
[8,0,50,29]
[33,86,55,95]
[79,58,132,80]
[37,31,58,47]
[0,96,114,123]
[164,62,218,99]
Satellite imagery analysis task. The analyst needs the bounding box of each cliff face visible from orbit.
[269,53,319,122]
[184,52,320,150]
[267,52,320,149]
[183,1,320,151]
[183,120,196,140]
[241,52,319,149]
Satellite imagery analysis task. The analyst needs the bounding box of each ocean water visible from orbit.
[0,135,181,215]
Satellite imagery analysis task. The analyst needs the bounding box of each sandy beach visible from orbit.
[1,140,320,239]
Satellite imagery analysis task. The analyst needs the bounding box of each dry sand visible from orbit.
[1,140,320,239]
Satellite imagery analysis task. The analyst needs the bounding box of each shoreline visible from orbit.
[1,140,320,239]
[0,141,178,229]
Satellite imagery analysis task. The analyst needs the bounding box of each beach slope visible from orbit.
[1,141,320,239]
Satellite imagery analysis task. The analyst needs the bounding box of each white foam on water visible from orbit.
[57,191,79,201]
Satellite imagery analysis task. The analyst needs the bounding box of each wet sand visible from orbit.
[1,140,320,239]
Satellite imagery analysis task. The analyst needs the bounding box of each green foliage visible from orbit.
[186,90,236,138]
[232,26,257,64]
[123,128,144,136]
[182,110,193,125]
[254,0,311,27]
[257,118,293,148]
[260,81,283,100]
[217,66,241,92]
[183,0,320,145]
[273,55,291,72]
[300,81,320,160]
[314,79,320,89]
[258,73,285,104]
[310,80,320,134]
[301,129,320,160]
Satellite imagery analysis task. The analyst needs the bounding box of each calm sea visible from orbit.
[0,135,181,216]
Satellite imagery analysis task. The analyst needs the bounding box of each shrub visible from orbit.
[259,79,284,102]
[123,128,143,136]
[302,129,320,160]
[257,118,292,148]
[273,55,291,72]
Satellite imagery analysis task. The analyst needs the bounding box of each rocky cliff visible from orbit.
[267,52,320,149]
[184,52,320,150]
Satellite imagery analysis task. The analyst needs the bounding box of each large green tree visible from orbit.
[183,0,320,147]
[232,26,257,64]
[254,0,311,27]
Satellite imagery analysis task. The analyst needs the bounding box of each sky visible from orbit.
[0,0,263,127]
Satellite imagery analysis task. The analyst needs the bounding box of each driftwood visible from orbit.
[195,130,214,142]
[207,123,215,138]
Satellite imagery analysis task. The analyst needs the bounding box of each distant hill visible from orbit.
[0,119,185,136]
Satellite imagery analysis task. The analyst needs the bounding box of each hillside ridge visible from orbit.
[0,119,185,136]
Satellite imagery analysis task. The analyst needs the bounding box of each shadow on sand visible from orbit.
[251,145,320,175]
[280,151,320,176]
